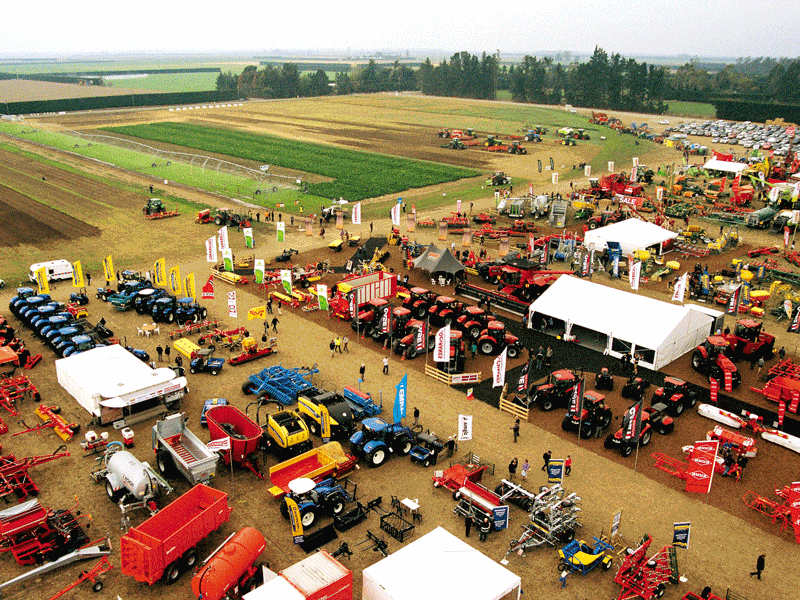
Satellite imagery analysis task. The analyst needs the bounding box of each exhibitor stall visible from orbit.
[528,275,722,370]
[583,218,678,257]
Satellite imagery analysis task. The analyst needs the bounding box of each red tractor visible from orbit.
[456,306,497,341]
[350,298,390,336]
[691,336,741,388]
[561,390,613,438]
[528,369,578,411]
[587,209,627,230]
[370,307,413,345]
[437,329,467,374]
[604,404,654,457]
[476,321,522,358]
[651,377,699,417]
[722,319,775,362]
[427,296,467,327]
[392,320,435,359]
[402,287,438,319]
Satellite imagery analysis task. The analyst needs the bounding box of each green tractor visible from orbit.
[441,139,466,150]
[143,198,178,219]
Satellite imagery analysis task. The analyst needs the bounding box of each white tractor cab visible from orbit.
[29,259,73,283]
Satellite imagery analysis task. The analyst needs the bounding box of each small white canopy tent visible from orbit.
[362,526,521,600]
[702,158,749,174]
[583,218,678,257]
[528,276,721,370]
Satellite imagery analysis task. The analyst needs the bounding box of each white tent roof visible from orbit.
[584,218,677,254]
[362,527,520,600]
[703,158,749,174]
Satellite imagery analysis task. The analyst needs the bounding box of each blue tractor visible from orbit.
[349,417,418,468]
[152,297,208,324]
[279,477,354,528]
[8,287,39,316]
[61,334,101,358]
[189,348,225,375]
[108,280,152,312]
[133,288,170,315]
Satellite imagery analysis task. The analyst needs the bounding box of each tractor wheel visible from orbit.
[599,411,612,429]
[182,548,198,569]
[399,439,413,455]
[331,495,346,515]
[561,417,572,432]
[405,346,417,360]
[507,345,519,359]
[166,312,175,324]
[674,400,685,416]
[192,312,200,324]
[688,393,697,408]
[442,314,453,327]
[214,216,223,226]
[641,430,652,446]
[579,425,593,439]
[540,398,554,411]
[190,367,196,374]
[368,448,387,467]
[105,482,122,502]
[589,221,598,229]
[654,584,666,599]
[308,420,320,436]
[620,443,633,457]
[467,325,481,340]
[211,369,218,376]
[300,508,317,528]
[556,561,569,573]
[415,307,427,319]
[479,340,496,355]
[163,561,182,585]
[691,351,703,371]
[200,308,208,319]
[423,458,431,468]
[242,381,257,394]
[301,279,310,289]
[558,528,575,543]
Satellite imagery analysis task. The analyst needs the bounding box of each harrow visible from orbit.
[0,446,70,502]
[743,482,800,543]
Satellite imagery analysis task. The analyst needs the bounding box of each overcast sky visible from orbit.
[3,0,799,60]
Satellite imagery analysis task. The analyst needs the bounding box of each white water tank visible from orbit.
[108,450,151,499]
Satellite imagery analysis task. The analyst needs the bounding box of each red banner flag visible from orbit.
[709,378,718,403]
[778,401,786,426]
[685,439,719,494]
[724,371,732,392]
[201,275,215,299]
[791,390,800,414]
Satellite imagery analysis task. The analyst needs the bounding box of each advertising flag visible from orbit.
[169,265,182,295]
[657,186,664,201]
[184,272,196,301]
[630,165,638,182]
[351,202,361,225]
[790,307,800,333]
[317,284,329,311]
[456,199,462,214]
[685,439,719,494]
[629,261,641,291]
[336,212,344,231]
[608,161,615,172]
[71,261,84,289]
[243,227,254,248]
[279,269,293,296]
[458,415,472,441]
[770,186,780,203]
[498,236,510,257]
[247,306,266,320]
[222,248,233,272]
[217,226,229,251]
[709,378,719,403]
[205,237,217,263]
[492,347,507,388]
[462,230,472,248]
[550,157,554,171]
[393,373,408,424]
[254,259,265,285]
[285,497,304,544]
[793,181,800,200]
[206,437,231,452]
[415,319,428,351]
[786,227,791,248]
[551,172,559,185]
[547,459,564,484]
[434,325,451,363]
[379,304,392,335]
[227,290,237,319]
[201,276,215,299]
[621,399,643,442]
[466,388,474,401]
[584,164,591,177]
[154,258,166,285]
[726,284,742,316]
[673,522,691,549]
[518,358,532,392]
[390,203,401,227]
[277,222,285,242]
[320,404,331,442]
[407,211,416,233]
[438,220,448,241]
[34,267,49,295]
[305,217,313,236]
[569,377,585,415]
[103,254,114,283]
[672,272,688,303]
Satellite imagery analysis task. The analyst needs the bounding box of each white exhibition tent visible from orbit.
[528,276,723,370]
[583,218,678,257]
[702,158,749,174]
[362,527,521,600]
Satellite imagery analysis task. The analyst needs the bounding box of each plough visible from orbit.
[0,447,70,502]
[507,485,582,556]
[13,405,79,442]
[0,375,40,415]
[167,319,219,339]
[743,482,800,543]
[613,533,678,600]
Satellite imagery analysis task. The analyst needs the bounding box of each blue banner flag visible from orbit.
[673,522,691,549]
[393,374,408,424]
[547,459,564,484]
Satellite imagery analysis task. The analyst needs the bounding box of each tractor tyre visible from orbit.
[405,346,417,360]
[331,495,346,515]
[557,561,569,573]
[92,581,104,593]
[214,216,223,226]
[588,222,598,229]
[602,558,613,570]
[192,312,200,324]
[399,439,413,455]
[442,314,453,327]
[211,369,218,376]
[367,448,387,468]
[674,400,685,416]
[467,325,481,340]
[604,434,615,449]
[688,393,697,407]
[507,345,519,359]
[156,450,176,477]
[620,443,633,457]
[561,416,572,432]
[300,508,317,528]
[423,458,431,468]
[599,411,612,429]
[654,584,666,599]
[163,561,182,585]
[580,425,593,439]
[308,420,320,436]
[479,340,496,355]
[558,528,575,543]
[301,279,310,289]
[415,307,427,320]
[641,430,652,446]
[540,398,554,411]
[166,312,175,324]
[691,351,703,371]
[190,367,196,374]
[200,308,208,319]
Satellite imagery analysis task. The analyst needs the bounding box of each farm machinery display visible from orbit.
[151,413,218,485]
[691,336,741,389]
[349,417,420,468]
[475,320,522,358]
[557,536,615,579]
[508,485,582,554]
[279,476,355,528]
[297,385,382,439]
[452,479,508,535]
[561,390,613,438]
[0,448,70,502]
[206,404,270,477]
[196,208,251,228]
[189,348,225,376]
[487,171,511,186]
[227,336,277,366]
[267,442,357,499]
[743,481,800,543]
[409,431,457,467]
[152,296,209,324]
[613,533,679,600]
[455,305,497,341]
[722,318,775,362]
[651,377,699,417]
[143,198,178,219]
[604,400,675,457]
[401,287,438,319]
[241,364,319,405]
[191,527,266,600]
[391,319,435,359]
[521,369,579,411]
[427,296,466,327]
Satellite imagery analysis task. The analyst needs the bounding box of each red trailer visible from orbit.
[120,484,232,585]
[330,272,397,320]
[192,527,266,600]
[206,405,267,477]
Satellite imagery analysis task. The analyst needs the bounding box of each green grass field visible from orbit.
[103,122,479,202]
[664,100,717,119]
[104,72,219,92]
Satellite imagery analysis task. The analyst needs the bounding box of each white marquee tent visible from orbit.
[702,158,749,174]
[362,527,521,600]
[528,276,723,370]
[583,218,678,257]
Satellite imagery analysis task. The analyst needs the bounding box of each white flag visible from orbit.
[792,182,800,200]
[608,161,615,172]
[551,172,559,185]
[584,165,591,177]
[277,221,285,242]
[217,226,229,251]
[458,415,473,441]
[456,199,462,214]
[390,203,401,226]
[632,156,639,167]
[280,269,292,295]
[227,290,237,318]
[352,202,362,225]
[672,272,688,303]
[492,347,508,388]
[205,236,217,263]
[206,437,231,452]
[629,261,641,291]
[434,325,451,363]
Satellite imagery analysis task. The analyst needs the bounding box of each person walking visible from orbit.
[164,345,171,362]
[256,212,260,222]
[155,345,163,362]
[271,316,279,333]
[413,406,420,426]
[779,346,786,361]
[542,449,552,471]
[335,336,342,353]
[342,335,349,352]
[520,459,530,481]
[266,297,273,314]
[757,356,765,374]
[511,418,520,443]
[632,354,639,375]
[565,455,572,476]
[750,554,765,579]
[330,339,336,358]
[470,342,477,359]
[382,356,389,375]
[508,457,518,482]
[359,363,366,381]
[370,222,374,235]
[545,346,553,368]
[277,300,282,315]
[175,355,183,368]
[86,272,92,286]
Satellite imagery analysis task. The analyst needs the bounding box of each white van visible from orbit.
[29,259,73,283]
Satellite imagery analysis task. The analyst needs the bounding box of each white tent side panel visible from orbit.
[363,571,391,600]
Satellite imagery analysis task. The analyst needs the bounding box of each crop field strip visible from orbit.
[103,122,480,201]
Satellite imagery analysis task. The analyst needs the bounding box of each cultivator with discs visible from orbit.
[613,533,678,600]
[507,485,582,555]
